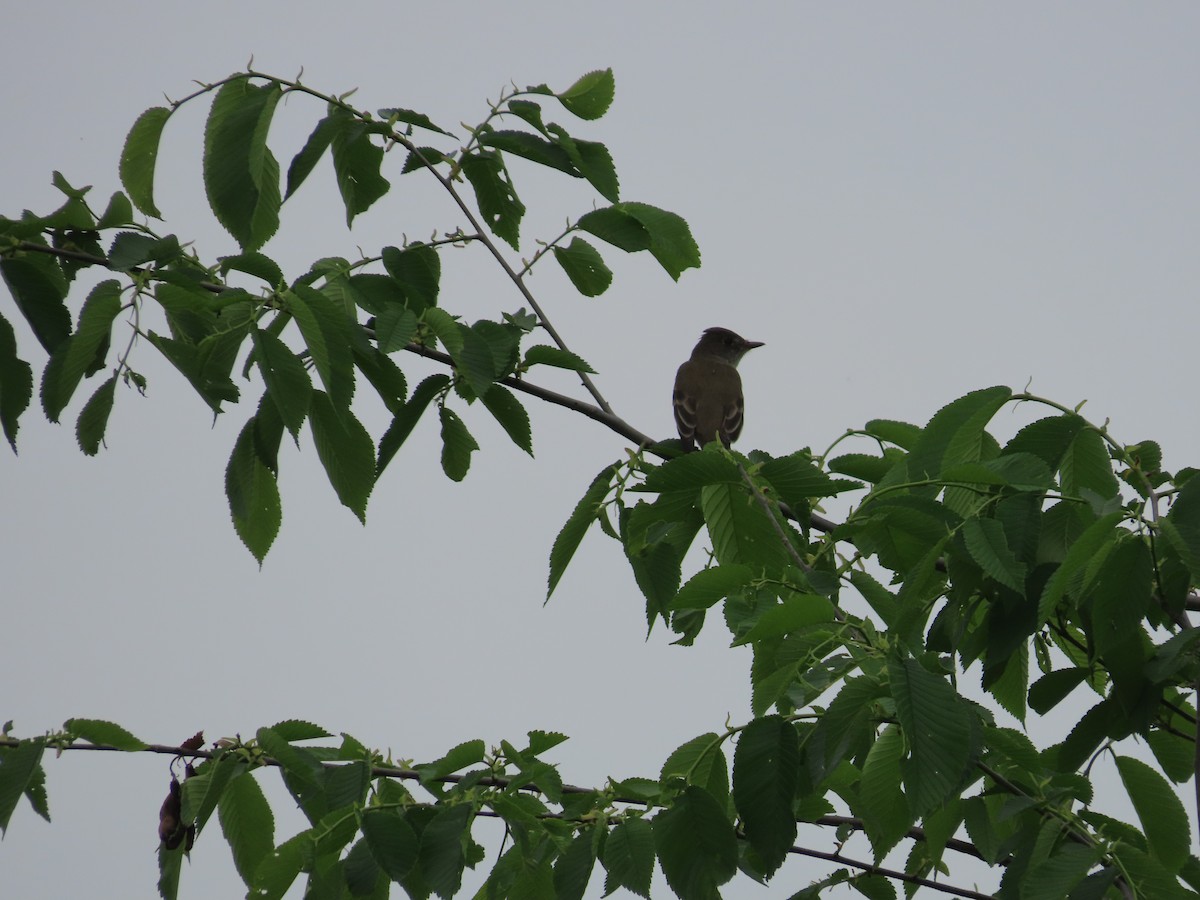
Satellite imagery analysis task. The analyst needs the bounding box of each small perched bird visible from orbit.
[673,327,764,451]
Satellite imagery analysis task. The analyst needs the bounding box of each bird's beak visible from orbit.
[745,340,765,350]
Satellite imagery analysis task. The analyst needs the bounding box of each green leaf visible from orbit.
[1027,668,1089,715]
[418,802,472,898]
[439,406,478,482]
[478,384,532,455]
[624,201,701,278]
[158,840,182,900]
[738,593,837,644]
[670,565,753,611]
[553,237,612,296]
[759,452,857,504]
[903,386,1012,486]
[856,724,911,859]
[864,419,922,449]
[553,828,597,900]
[285,114,339,200]
[1023,843,1103,900]
[373,304,419,354]
[522,344,596,373]
[962,517,1027,594]
[75,374,116,455]
[546,125,620,203]
[732,715,800,876]
[252,831,312,900]
[454,323,499,398]
[96,191,134,229]
[363,809,419,881]
[0,311,34,451]
[653,786,737,900]
[331,117,391,227]
[377,374,449,477]
[252,329,312,440]
[460,151,525,249]
[1036,511,1125,625]
[1115,755,1189,873]
[888,656,972,817]
[1163,476,1200,583]
[661,733,729,804]
[309,390,375,522]
[64,718,146,750]
[220,251,284,287]
[40,280,122,423]
[203,77,282,251]
[577,206,651,252]
[120,106,171,218]
[479,130,577,175]
[602,818,654,898]
[548,464,619,598]
[1061,428,1119,500]
[0,738,44,834]
[376,106,453,136]
[557,68,615,120]
[353,345,407,413]
[0,256,71,353]
[701,482,787,569]
[381,243,441,310]
[218,771,275,887]
[145,329,243,414]
[226,414,282,563]
[286,284,355,412]
[1088,536,1151,686]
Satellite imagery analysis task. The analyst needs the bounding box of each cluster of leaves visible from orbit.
[548,385,1200,897]
[5,68,1200,900]
[0,68,698,562]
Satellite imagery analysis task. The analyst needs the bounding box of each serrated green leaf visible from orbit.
[252,831,312,900]
[0,256,71,353]
[309,390,374,522]
[418,802,472,898]
[546,125,619,202]
[363,809,419,881]
[285,114,339,200]
[438,406,478,482]
[962,517,1027,594]
[602,818,654,898]
[377,373,448,477]
[219,771,275,887]
[738,593,837,643]
[455,323,498,398]
[608,202,699,280]
[522,344,596,373]
[1116,755,1189,872]
[40,280,122,423]
[732,715,799,876]
[381,243,441,309]
[1027,668,1089,715]
[576,206,651,252]
[0,738,44,834]
[376,106,453,136]
[548,464,619,598]
[203,77,282,251]
[888,656,972,817]
[120,106,170,218]
[1037,511,1125,625]
[287,284,355,412]
[1163,476,1200,583]
[0,311,34,451]
[460,150,524,250]
[478,384,532,455]
[1023,843,1103,900]
[226,414,282,563]
[96,191,134,229]
[864,418,922,449]
[372,304,419,354]
[1061,427,1119,501]
[557,68,615,120]
[553,237,612,296]
[74,374,116,456]
[661,733,729,804]
[64,718,146,750]
[669,565,753,611]
[352,345,407,413]
[653,786,737,900]
[902,386,1012,486]
[332,118,390,227]
[553,828,597,900]
[857,724,910,859]
[479,130,577,175]
[220,251,284,286]
[701,481,787,569]
[252,329,312,439]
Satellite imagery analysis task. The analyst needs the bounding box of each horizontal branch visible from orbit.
[0,735,995,895]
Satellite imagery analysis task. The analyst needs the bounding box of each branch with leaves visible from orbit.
[4,68,1200,900]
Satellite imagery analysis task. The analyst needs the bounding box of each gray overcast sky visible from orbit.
[4,3,1199,897]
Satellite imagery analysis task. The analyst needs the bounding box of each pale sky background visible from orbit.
[4,3,1199,898]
